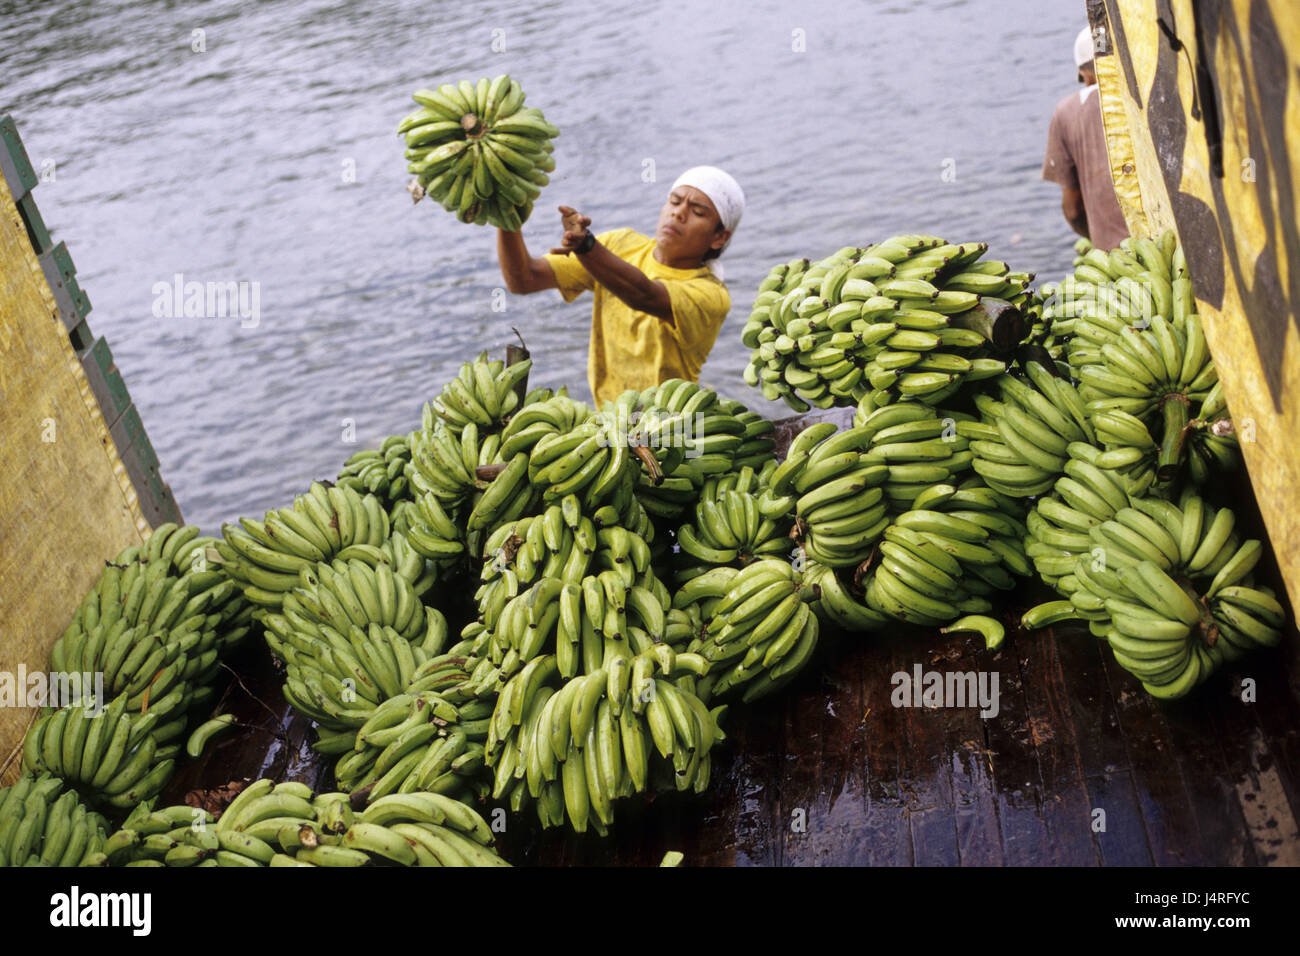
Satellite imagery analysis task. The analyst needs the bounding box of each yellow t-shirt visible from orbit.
[543,228,730,407]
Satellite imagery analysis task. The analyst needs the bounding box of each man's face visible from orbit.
[656,185,729,262]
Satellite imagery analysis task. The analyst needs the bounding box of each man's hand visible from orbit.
[550,205,592,255]
[1061,186,1090,240]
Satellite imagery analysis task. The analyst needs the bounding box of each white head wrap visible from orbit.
[670,166,744,280]
[1075,27,1095,68]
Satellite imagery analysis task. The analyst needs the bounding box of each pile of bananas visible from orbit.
[802,478,1031,630]
[967,361,1096,497]
[428,353,535,436]
[742,236,1028,412]
[264,604,450,731]
[22,697,174,810]
[1024,486,1281,697]
[22,524,251,807]
[756,422,888,568]
[264,542,438,642]
[337,435,414,512]
[400,74,558,229]
[1042,231,1236,494]
[674,560,821,703]
[94,782,506,867]
[305,648,478,759]
[0,774,109,867]
[219,482,420,610]
[464,498,667,688]
[484,647,721,834]
[332,691,493,803]
[852,405,976,512]
[1023,441,1133,594]
[674,465,793,578]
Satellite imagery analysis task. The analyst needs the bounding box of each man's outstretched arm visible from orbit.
[553,206,673,320]
[497,229,558,294]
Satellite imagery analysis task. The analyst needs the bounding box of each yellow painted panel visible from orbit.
[1094,0,1300,616]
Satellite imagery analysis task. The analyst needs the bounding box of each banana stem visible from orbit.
[475,463,508,481]
[632,445,662,484]
[1156,395,1191,482]
[505,337,530,408]
[1183,579,1218,647]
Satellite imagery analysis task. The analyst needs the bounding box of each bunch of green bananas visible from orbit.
[674,467,793,578]
[742,236,1023,412]
[1085,377,1238,495]
[484,648,721,834]
[263,543,436,643]
[220,482,395,608]
[523,418,641,512]
[1042,231,1234,492]
[852,404,977,512]
[266,610,449,730]
[334,692,493,803]
[1024,489,1281,697]
[428,353,534,436]
[0,774,109,867]
[1048,233,1194,357]
[1023,442,1133,595]
[97,783,507,866]
[401,488,468,570]
[967,361,1096,497]
[756,422,889,568]
[465,502,668,689]
[23,696,174,809]
[868,497,1027,622]
[629,381,772,520]
[674,560,821,703]
[51,527,250,697]
[400,74,558,229]
[337,434,415,512]
[411,419,515,517]
[802,478,1031,630]
[29,525,251,804]
[306,648,480,757]
[721,397,778,470]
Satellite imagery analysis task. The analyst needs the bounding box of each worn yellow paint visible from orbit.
[1093,0,1300,616]
[0,172,149,784]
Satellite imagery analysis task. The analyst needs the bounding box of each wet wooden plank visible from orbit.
[1016,621,1102,865]
[1206,656,1297,866]
[858,629,914,866]
[1228,625,1300,841]
[1156,665,1257,867]
[723,694,785,866]
[898,632,959,866]
[1096,650,1206,865]
[1083,770,1153,865]
[780,630,873,865]
[943,628,1005,866]
[980,626,1051,865]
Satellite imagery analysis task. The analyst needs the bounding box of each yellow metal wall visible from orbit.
[0,171,149,784]
[1093,0,1300,615]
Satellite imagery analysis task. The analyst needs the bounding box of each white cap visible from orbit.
[1075,27,1094,68]
[670,166,744,258]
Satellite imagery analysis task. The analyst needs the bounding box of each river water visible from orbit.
[2,0,1089,533]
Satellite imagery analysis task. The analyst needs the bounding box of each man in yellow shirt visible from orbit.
[495,166,744,406]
